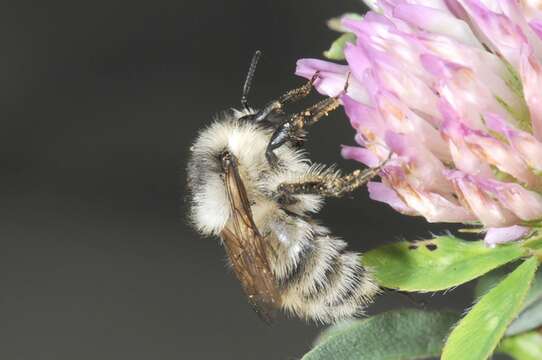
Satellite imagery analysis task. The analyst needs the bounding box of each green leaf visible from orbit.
[323,32,356,60]
[442,257,539,360]
[473,263,511,299]
[362,235,524,291]
[302,309,459,360]
[522,266,542,309]
[475,264,542,336]
[313,319,360,346]
[499,332,542,360]
[508,300,542,336]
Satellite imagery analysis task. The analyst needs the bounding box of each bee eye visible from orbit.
[217,149,229,162]
[219,150,231,161]
[219,150,237,171]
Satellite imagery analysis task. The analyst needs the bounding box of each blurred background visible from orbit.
[1,1,476,359]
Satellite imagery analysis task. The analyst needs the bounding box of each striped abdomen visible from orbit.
[269,220,379,323]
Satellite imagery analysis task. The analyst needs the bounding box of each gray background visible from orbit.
[1,1,476,359]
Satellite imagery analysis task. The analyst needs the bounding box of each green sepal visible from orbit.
[323,32,356,60]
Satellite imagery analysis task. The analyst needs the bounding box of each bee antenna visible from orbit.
[241,50,262,112]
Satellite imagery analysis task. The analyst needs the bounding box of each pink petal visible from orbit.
[462,132,534,185]
[343,43,373,89]
[485,112,542,172]
[439,104,495,177]
[342,95,391,160]
[460,0,528,67]
[530,19,542,40]
[374,90,451,161]
[343,18,443,117]
[442,114,541,187]
[295,58,369,104]
[420,53,463,78]
[341,145,381,167]
[362,12,395,27]
[343,12,396,37]
[519,45,542,141]
[422,55,513,129]
[342,95,386,137]
[384,132,452,193]
[475,177,542,221]
[393,4,482,47]
[447,171,520,227]
[415,32,519,109]
[364,47,440,117]
[344,14,427,78]
[348,6,412,33]
[497,0,542,59]
[484,225,530,246]
[521,3,542,22]
[417,191,479,223]
[367,181,416,215]
[444,0,470,19]
[382,166,476,222]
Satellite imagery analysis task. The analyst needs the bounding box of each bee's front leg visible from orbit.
[254,72,320,123]
[266,74,350,165]
[266,97,342,159]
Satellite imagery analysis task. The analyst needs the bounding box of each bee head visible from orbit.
[186,113,272,235]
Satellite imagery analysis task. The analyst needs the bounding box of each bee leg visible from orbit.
[266,97,342,164]
[277,159,388,198]
[254,72,320,123]
[277,168,378,198]
[266,74,350,164]
[293,72,350,130]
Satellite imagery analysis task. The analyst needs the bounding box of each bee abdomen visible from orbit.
[278,232,379,323]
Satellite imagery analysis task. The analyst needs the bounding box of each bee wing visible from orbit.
[220,160,281,323]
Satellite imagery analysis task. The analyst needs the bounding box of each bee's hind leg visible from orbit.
[277,160,387,199]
